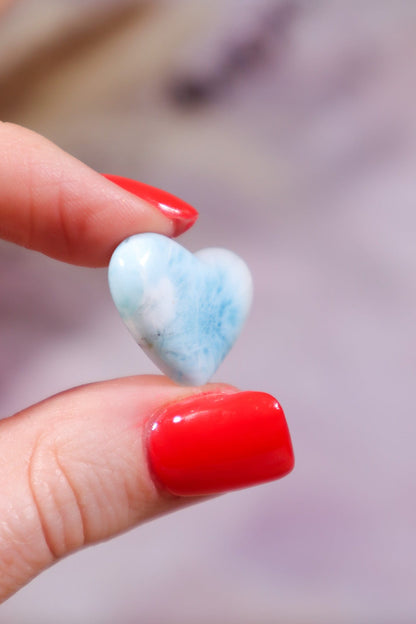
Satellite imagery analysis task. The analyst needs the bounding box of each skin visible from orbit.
[0,122,234,602]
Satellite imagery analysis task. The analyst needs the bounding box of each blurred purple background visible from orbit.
[1,1,416,622]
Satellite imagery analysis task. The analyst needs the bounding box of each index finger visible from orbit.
[0,123,198,266]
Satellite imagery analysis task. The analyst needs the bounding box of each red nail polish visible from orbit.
[147,391,294,496]
[102,174,198,236]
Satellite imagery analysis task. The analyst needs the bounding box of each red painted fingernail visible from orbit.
[102,174,198,236]
[147,391,294,496]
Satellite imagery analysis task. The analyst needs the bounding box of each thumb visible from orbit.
[0,376,293,602]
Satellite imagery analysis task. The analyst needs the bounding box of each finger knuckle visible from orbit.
[27,432,86,560]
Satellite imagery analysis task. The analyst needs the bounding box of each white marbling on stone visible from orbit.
[108,233,252,385]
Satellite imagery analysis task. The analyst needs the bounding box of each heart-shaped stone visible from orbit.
[108,233,252,385]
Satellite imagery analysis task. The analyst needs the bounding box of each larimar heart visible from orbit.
[108,233,252,385]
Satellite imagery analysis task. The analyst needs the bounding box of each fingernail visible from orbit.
[102,174,198,236]
[147,391,294,497]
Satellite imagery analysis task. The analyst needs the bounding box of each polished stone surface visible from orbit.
[3,3,416,622]
[108,233,252,385]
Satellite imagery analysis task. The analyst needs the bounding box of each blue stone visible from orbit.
[108,233,252,385]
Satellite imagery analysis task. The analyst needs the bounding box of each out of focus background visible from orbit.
[1,1,416,622]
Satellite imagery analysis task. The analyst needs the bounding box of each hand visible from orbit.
[0,122,294,602]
